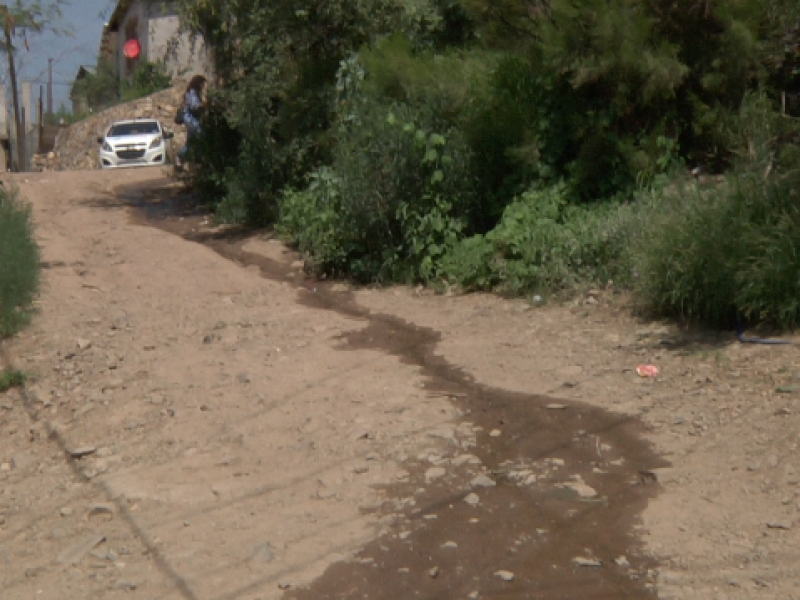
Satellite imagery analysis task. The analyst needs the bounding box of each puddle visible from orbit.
[120,178,665,598]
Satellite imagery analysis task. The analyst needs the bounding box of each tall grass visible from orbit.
[0,189,40,337]
[634,169,800,329]
[633,93,800,329]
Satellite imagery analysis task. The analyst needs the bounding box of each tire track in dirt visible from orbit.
[121,177,667,599]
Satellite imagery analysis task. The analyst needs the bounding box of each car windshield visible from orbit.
[108,122,160,137]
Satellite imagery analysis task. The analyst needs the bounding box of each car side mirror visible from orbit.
[164,131,174,140]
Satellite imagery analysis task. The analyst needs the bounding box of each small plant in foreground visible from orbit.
[0,369,26,393]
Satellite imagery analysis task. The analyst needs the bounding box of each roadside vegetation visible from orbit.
[0,187,40,338]
[0,368,27,393]
[70,59,173,117]
[176,0,800,329]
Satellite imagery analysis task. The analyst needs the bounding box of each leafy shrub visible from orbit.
[634,93,800,328]
[279,99,477,282]
[0,190,40,337]
[0,369,26,393]
[121,60,173,102]
[442,183,639,293]
[634,169,800,329]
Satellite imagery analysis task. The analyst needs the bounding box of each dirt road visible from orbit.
[1,169,799,599]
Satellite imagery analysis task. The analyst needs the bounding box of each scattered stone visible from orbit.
[277,582,292,590]
[766,521,792,530]
[399,531,411,540]
[464,493,480,506]
[25,566,46,578]
[86,503,115,520]
[236,373,250,384]
[11,453,33,470]
[397,567,410,573]
[0,463,10,471]
[353,465,370,474]
[114,581,138,591]
[470,474,496,488]
[57,534,106,566]
[428,566,440,578]
[489,429,502,437]
[573,556,603,567]
[546,403,567,410]
[60,507,73,517]
[453,454,481,466]
[69,446,97,459]
[558,475,598,498]
[614,556,630,567]
[441,541,459,549]
[249,543,275,564]
[495,570,515,582]
[551,458,566,467]
[425,467,446,482]
[77,338,92,350]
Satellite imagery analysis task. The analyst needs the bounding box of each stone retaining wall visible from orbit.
[35,85,188,171]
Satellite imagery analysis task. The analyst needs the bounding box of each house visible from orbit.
[104,0,211,83]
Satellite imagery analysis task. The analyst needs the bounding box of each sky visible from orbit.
[3,0,117,114]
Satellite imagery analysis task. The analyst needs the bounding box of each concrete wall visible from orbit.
[35,84,187,172]
[115,0,211,83]
[148,13,212,79]
[116,0,148,79]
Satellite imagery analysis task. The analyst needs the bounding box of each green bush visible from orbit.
[442,183,640,294]
[0,368,26,393]
[0,190,40,337]
[121,60,173,102]
[634,169,800,329]
[279,99,477,282]
[634,92,800,329]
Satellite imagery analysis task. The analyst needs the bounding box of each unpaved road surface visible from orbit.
[1,169,800,600]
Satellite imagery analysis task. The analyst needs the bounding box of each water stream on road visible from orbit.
[122,178,666,599]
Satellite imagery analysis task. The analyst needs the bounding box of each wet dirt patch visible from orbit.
[121,178,667,599]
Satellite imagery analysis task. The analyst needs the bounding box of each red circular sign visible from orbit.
[123,39,141,59]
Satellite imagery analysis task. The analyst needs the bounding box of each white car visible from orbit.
[97,119,174,169]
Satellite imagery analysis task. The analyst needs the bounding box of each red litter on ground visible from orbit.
[636,364,659,378]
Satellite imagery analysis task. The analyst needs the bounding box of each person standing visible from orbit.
[178,75,207,165]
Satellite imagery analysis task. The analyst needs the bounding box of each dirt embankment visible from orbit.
[1,169,800,600]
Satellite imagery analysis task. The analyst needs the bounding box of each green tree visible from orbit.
[176,0,445,224]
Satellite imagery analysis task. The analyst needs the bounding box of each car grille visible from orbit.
[117,149,146,160]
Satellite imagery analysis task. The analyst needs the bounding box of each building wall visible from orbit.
[115,0,211,83]
[147,13,212,79]
[115,0,148,78]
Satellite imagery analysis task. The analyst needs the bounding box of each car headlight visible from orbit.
[102,141,113,152]
[149,136,163,149]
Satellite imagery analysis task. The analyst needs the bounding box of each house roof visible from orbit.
[75,65,96,80]
[107,0,134,32]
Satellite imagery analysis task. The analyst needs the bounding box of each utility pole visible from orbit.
[1,6,25,172]
[47,57,53,116]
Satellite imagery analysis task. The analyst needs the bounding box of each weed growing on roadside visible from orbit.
[0,189,40,337]
[0,368,26,393]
